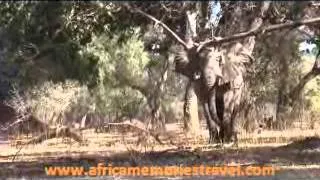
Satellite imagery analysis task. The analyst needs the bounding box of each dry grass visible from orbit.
[0,122,319,163]
[0,122,319,178]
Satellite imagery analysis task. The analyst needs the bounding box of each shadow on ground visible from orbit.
[0,137,320,179]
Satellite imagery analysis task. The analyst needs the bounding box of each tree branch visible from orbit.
[289,70,320,103]
[289,56,320,104]
[23,126,83,145]
[128,3,320,54]
[241,1,271,54]
[127,6,190,50]
[0,117,31,131]
[201,17,320,48]
[156,59,169,90]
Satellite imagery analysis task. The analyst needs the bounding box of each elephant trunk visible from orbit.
[202,65,222,89]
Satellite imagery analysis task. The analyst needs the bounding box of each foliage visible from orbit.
[309,35,320,58]
[79,28,150,118]
[1,1,320,133]
[5,80,85,126]
[250,31,303,104]
[303,56,320,112]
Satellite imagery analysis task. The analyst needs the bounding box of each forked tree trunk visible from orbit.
[276,35,320,129]
[289,57,320,104]
[148,96,165,131]
[183,81,200,136]
[276,53,290,129]
[182,4,201,136]
[147,59,169,131]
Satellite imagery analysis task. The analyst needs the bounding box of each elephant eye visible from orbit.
[218,56,225,66]
[216,56,222,62]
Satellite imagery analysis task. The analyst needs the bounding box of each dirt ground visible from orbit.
[0,123,319,179]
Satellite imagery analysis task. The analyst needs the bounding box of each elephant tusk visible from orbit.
[246,53,255,63]
[239,45,255,63]
[239,52,255,64]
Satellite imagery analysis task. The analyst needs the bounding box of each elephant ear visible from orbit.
[220,50,241,84]
[174,47,191,77]
[174,46,201,79]
[233,42,254,64]
[219,43,253,85]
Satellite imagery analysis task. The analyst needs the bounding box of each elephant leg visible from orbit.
[222,89,235,143]
[230,105,239,145]
[215,85,225,141]
[207,88,222,143]
[230,86,243,145]
[203,102,220,144]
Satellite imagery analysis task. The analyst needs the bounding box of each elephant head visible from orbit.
[173,40,254,144]
[215,43,254,87]
[197,47,224,89]
[174,46,223,86]
[174,42,254,89]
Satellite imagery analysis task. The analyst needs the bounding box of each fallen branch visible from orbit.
[23,126,83,145]
[107,120,165,145]
[0,118,30,131]
[11,126,83,162]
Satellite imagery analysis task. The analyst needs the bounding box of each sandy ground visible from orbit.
[0,123,319,179]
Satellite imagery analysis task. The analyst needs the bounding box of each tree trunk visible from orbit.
[147,58,169,131]
[276,35,320,129]
[289,58,320,104]
[183,81,200,136]
[182,4,201,135]
[276,49,290,130]
[147,96,165,131]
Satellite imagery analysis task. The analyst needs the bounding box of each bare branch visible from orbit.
[296,26,314,39]
[129,7,190,50]
[201,17,320,48]
[107,120,165,145]
[241,1,271,53]
[310,2,320,7]
[0,118,30,131]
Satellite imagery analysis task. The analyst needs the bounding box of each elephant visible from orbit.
[215,44,252,143]
[211,43,254,143]
[174,42,253,144]
[175,46,223,143]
